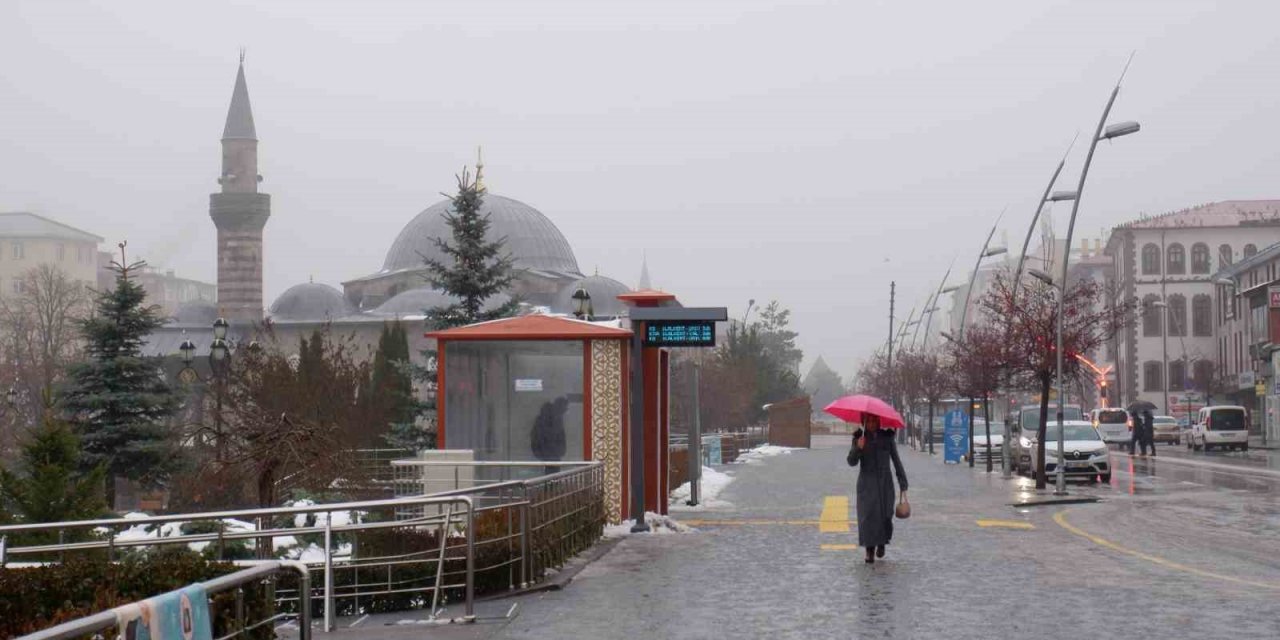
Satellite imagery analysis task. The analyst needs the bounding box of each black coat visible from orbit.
[847,429,909,547]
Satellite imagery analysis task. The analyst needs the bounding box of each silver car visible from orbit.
[1152,415,1181,444]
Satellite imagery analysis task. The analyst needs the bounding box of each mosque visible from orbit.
[153,59,641,359]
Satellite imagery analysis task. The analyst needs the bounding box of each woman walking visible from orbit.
[847,414,909,564]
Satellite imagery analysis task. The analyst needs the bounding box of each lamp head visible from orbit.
[1048,190,1078,202]
[1101,121,1141,140]
[212,317,229,340]
[983,246,1008,258]
[570,287,591,319]
[179,338,197,365]
[210,338,230,362]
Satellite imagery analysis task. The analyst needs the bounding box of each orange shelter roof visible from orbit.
[617,289,677,306]
[427,314,633,341]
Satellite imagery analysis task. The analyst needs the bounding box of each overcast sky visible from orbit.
[4,0,1280,378]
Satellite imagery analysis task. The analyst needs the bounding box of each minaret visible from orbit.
[638,252,652,290]
[210,54,270,325]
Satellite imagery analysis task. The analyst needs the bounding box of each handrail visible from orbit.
[15,560,312,640]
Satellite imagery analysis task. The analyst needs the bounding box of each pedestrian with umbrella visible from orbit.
[1127,400,1157,456]
[825,395,910,565]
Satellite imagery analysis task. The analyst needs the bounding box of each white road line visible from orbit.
[1120,453,1280,479]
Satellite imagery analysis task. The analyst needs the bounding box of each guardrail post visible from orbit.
[293,563,312,640]
[324,515,334,632]
[0,535,6,566]
[520,488,530,588]
[465,499,475,621]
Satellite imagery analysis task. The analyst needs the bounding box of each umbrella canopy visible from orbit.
[1126,400,1157,413]
[823,395,905,429]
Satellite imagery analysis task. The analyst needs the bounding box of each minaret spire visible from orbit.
[211,55,270,325]
[475,146,486,193]
[638,252,652,290]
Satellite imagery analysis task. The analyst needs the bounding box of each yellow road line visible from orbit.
[819,496,851,533]
[1053,510,1280,590]
[976,519,1035,530]
[820,544,861,551]
[680,519,852,527]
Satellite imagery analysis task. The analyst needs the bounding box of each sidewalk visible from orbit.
[345,434,1278,639]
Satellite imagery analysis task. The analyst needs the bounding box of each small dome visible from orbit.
[173,300,218,326]
[374,288,513,317]
[269,283,350,321]
[554,275,631,317]
[383,194,581,275]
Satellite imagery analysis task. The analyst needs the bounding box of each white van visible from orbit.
[1189,405,1249,452]
[1091,407,1131,445]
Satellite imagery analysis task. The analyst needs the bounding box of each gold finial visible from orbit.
[475,146,486,193]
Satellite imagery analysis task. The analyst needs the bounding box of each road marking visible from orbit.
[819,496,851,533]
[1053,510,1280,590]
[680,519,853,527]
[820,544,861,551]
[1123,452,1280,480]
[976,519,1034,530]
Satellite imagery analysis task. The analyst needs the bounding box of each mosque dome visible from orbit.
[382,194,581,276]
[374,287,514,317]
[553,275,631,317]
[269,282,350,321]
[172,300,219,326]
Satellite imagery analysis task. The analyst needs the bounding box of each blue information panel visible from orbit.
[644,321,716,347]
[943,409,970,465]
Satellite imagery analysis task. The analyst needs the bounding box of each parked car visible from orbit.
[1011,419,1110,482]
[1151,415,1180,444]
[972,427,1002,466]
[1017,404,1083,434]
[1091,407,1132,445]
[1189,405,1249,451]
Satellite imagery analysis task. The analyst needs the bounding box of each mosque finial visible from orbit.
[475,146,486,193]
[239,47,246,66]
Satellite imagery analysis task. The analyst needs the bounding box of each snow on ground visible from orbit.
[735,444,799,464]
[602,512,696,539]
[668,466,735,511]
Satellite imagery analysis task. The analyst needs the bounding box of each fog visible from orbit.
[4,0,1280,379]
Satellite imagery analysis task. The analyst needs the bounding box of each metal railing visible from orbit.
[0,460,606,634]
[16,560,312,640]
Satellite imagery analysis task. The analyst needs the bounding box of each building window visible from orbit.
[1141,243,1161,275]
[1167,294,1187,337]
[1251,303,1267,345]
[1192,294,1212,337]
[12,242,24,260]
[1144,361,1163,392]
[1169,360,1186,391]
[1166,243,1186,275]
[1219,244,1233,269]
[57,244,66,261]
[1191,243,1210,274]
[1142,294,1161,337]
[1193,359,1215,392]
[1245,244,1258,259]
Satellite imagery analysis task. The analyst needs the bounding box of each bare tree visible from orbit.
[0,265,90,456]
[980,270,1135,488]
[944,323,1006,471]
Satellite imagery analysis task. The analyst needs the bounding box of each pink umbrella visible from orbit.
[823,394,905,429]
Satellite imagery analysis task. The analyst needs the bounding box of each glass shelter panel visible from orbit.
[444,340,586,480]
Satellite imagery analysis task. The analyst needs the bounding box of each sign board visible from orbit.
[1239,371,1256,389]
[514,379,543,392]
[943,409,970,465]
[643,320,716,347]
[1270,286,1280,309]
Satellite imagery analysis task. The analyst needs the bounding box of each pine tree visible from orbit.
[422,169,520,330]
[368,321,421,450]
[60,245,180,507]
[0,417,106,539]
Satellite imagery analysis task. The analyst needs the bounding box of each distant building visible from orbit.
[0,211,102,294]
[1105,200,1280,421]
[1210,240,1280,442]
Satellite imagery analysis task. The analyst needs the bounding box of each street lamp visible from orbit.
[958,213,1007,341]
[1028,269,1055,286]
[571,287,592,320]
[1153,299,1170,417]
[177,319,236,460]
[1051,58,1140,496]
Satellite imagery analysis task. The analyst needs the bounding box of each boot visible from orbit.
[865,548,875,564]
[876,545,886,558]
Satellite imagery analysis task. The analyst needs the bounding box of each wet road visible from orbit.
[474,436,1280,639]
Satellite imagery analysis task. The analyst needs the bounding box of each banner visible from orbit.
[943,409,970,464]
[115,584,212,640]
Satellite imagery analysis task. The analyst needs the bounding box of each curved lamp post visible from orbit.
[1012,136,1081,299]
[1052,65,1141,495]
[959,214,1008,341]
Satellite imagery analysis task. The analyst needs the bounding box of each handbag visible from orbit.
[895,492,911,519]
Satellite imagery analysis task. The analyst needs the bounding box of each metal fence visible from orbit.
[16,561,312,640]
[0,461,605,634]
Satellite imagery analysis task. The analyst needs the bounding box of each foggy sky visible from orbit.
[4,0,1280,380]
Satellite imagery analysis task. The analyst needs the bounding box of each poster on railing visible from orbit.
[114,584,212,640]
[943,409,969,465]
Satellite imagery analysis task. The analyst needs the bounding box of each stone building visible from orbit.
[0,212,101,294]
[1104,200,1280,421]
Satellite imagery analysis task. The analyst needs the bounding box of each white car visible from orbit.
[1014,420,1111,483]
[972,431,1004,466]
[1091,407,1131,445]
[1189,405,1250,452]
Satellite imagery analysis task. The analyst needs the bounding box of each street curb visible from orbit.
[477,536,623,602]
[1009,496,1101,507]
